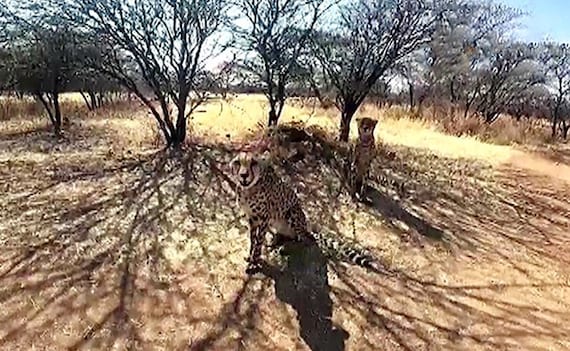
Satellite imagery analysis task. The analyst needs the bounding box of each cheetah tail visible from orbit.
[309,230,382,272]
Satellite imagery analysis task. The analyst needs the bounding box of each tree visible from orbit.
[394,52,428,110]
[473,42,544,123]
[0,48,12,94]
[71,48,122,111]
[425,1,524,116]
[540,42,570,139]
[2,3,85,135]
[312,0,447,141]
[58,0,228,147]
[231,0,327,126]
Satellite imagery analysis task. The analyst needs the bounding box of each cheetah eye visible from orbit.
[230,159,240,174]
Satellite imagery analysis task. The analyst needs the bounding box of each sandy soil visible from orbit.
[0,96,569,351]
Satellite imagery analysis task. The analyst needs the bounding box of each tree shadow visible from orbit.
[0,146,243,350]
[329,263,570,351]
[362,185,446,245]
[187,275,271,351]
[261,121,570,349]
[2,119,570,350]
[269,122,448,248]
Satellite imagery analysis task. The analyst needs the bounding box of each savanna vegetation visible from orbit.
[0,0,569,350]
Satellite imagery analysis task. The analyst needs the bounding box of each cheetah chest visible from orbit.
[354,145,375,171]
[238,190,299,238]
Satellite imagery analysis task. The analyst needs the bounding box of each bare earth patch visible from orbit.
[0,96,569,350]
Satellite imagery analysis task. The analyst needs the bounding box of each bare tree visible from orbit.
[231,0,328,126]
[312,0,447,141]
[473,42,544,123]
[424,1,523,116]
[540,42,570,139]
[57,0,227,147]
[1,3,84,135]
[72,49,122,111]
[393,52,428,110]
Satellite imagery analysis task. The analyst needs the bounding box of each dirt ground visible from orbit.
[0,96,569,351]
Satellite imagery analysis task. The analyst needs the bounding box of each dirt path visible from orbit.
[506,149,570,184]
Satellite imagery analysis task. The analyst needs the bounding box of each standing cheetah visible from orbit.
[228,151,379,275]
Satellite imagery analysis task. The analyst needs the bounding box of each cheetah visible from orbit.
[228,151,380,275]
[346,117,378,200]
[344,117,405,200]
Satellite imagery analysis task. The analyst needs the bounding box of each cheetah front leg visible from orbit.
[245,215,268,275]
[359,168,370,198]
[353,173,365,201]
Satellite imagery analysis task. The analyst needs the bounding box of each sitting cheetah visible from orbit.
[346,117,378,200]
[344,117,405,200]
[228,151,379,275]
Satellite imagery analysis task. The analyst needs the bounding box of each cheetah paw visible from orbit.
[245,261,262,275]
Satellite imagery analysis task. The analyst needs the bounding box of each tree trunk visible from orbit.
[339,102,358,142]
[463,103,470,119]
[561,119,569,140]
[80,91,94,110]
[170,117,187,147]
[449,80,456,103]
[35,91,61,136]
[53,92,62,136]
[169,96,188,148]
[551,99,562,138]
[267,80,286,127]
[551,116,559,138]
[484,110,498,124]
[268,107,279,127]
[408,82,415,110]
[89,91,96,109]
[96,92,104,108]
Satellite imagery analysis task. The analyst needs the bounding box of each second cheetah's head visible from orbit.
[356,117,378,142]
[229,152,262,188]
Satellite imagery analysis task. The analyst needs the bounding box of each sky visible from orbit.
[501,0,570,43]
[205,0,570,71]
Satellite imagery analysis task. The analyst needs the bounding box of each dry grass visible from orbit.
[402,104,554,146]
[0,93,569,351]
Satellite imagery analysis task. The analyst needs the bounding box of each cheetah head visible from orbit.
[229,152,262,188]
[356,117,378,142]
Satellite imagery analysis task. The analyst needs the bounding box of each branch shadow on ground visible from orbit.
[189,241,348,351]
[0,139,352,351]
[362,186,446,244]
[261,122,570,350]
[270,123,448,247]
[1,121,570,350]
[0,146,246,350]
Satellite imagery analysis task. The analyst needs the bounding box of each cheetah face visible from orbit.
[356,117,378,142]
[229,152,262,188]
